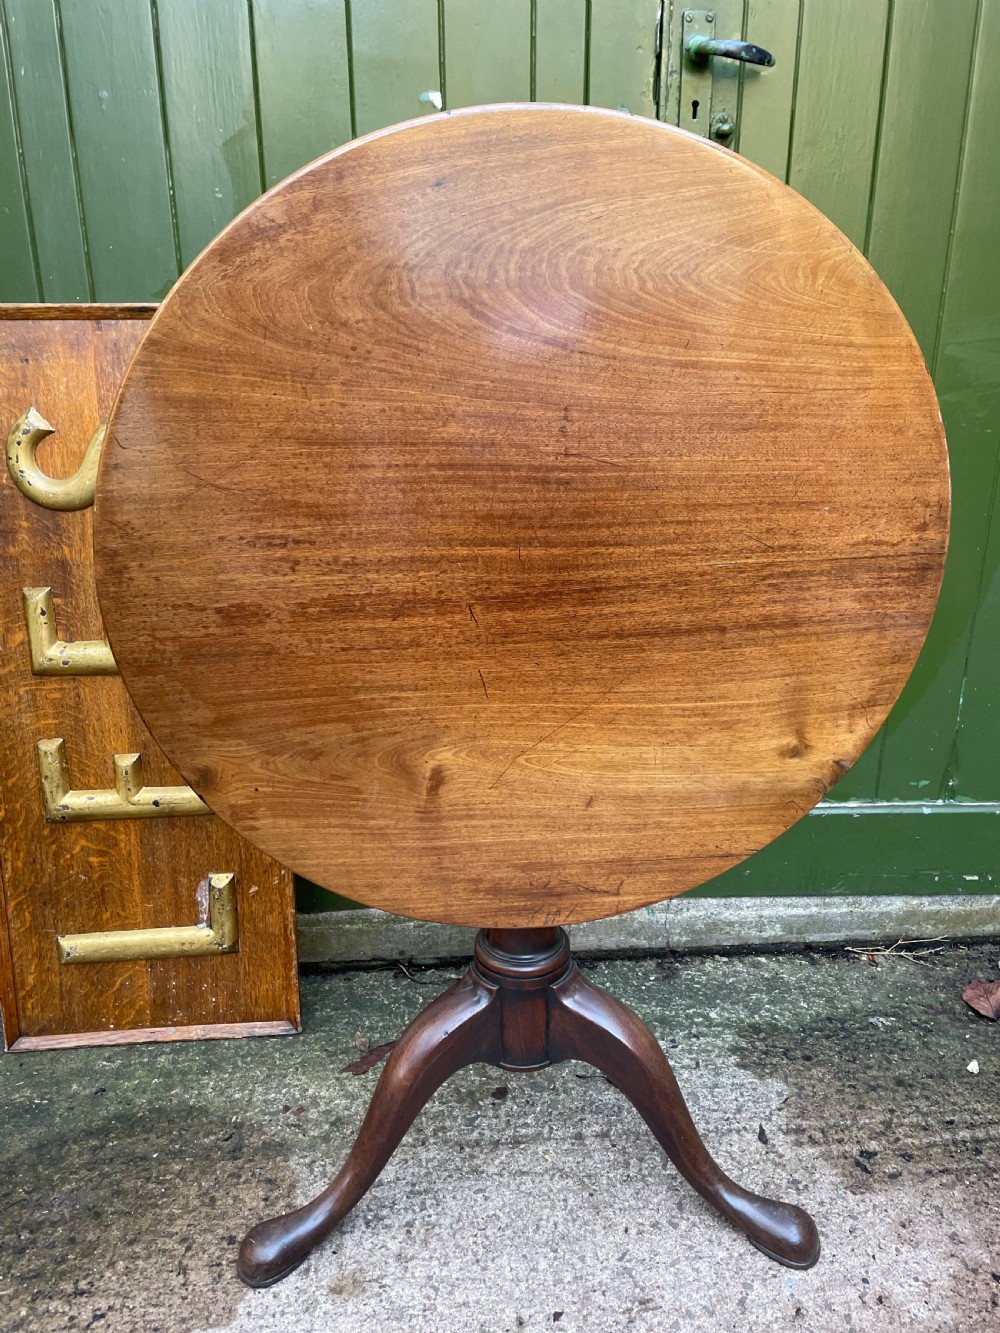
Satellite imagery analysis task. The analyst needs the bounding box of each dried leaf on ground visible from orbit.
[962,978,1000,1021]
[339,1041,396,1075]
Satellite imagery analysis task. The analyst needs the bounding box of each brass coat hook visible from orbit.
[22,587,117,676]
[6,406,106,510]
[58,873,239,963]
[37,738,210,822]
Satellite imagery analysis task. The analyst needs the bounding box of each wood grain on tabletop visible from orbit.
[0,310,298,1044]
[93,106,951,929]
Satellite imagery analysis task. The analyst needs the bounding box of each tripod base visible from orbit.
[237,928,820,1287]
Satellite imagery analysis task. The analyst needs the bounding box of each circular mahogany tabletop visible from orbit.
[94,105,949,928]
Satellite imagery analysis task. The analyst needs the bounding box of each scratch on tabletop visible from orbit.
[488,676,635,789]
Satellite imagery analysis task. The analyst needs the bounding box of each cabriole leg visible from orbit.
[548,965,820,1269]
[237,968,499,1287]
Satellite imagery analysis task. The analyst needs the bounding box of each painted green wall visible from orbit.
[1,0,997,901]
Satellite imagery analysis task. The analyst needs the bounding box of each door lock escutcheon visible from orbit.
[671,9,776,142]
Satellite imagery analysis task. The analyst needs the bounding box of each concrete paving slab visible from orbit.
[1,944,998,1332]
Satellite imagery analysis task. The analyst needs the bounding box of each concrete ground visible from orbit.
[1,944,998,1333]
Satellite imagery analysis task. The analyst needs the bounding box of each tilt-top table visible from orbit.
[93,105,949,1287]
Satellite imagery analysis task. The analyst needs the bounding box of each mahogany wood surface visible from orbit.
[0,311,300,1045]
[0,304,158,320]
[94,105,950,928]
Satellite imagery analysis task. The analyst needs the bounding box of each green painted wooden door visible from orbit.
[658,0,1000,899]
[1,0,997,899]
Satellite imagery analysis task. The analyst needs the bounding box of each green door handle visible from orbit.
[686,36,775,67]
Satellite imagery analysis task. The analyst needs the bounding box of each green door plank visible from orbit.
[444,0,531,109]
[790,0,890,801]
[865,0,978,357]
[931,0,1000,800]
[779,0,883,822]
[155,0,261,269]
[351,0,440,135]
[956,469,1000,798]
[57,0,178,300]
[535,0,586,104]
[4,0,90,299]
[0,3,39,300]
[735,0,800,181]
[251,0,352,186]
[587,0,657,117]
[785,0,889,248]
[873,0,981,798]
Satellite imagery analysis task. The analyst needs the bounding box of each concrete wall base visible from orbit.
[296,895,1000,967]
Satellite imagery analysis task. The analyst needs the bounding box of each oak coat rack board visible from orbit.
[93,105,949,1286]
[0,306,299,1050]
